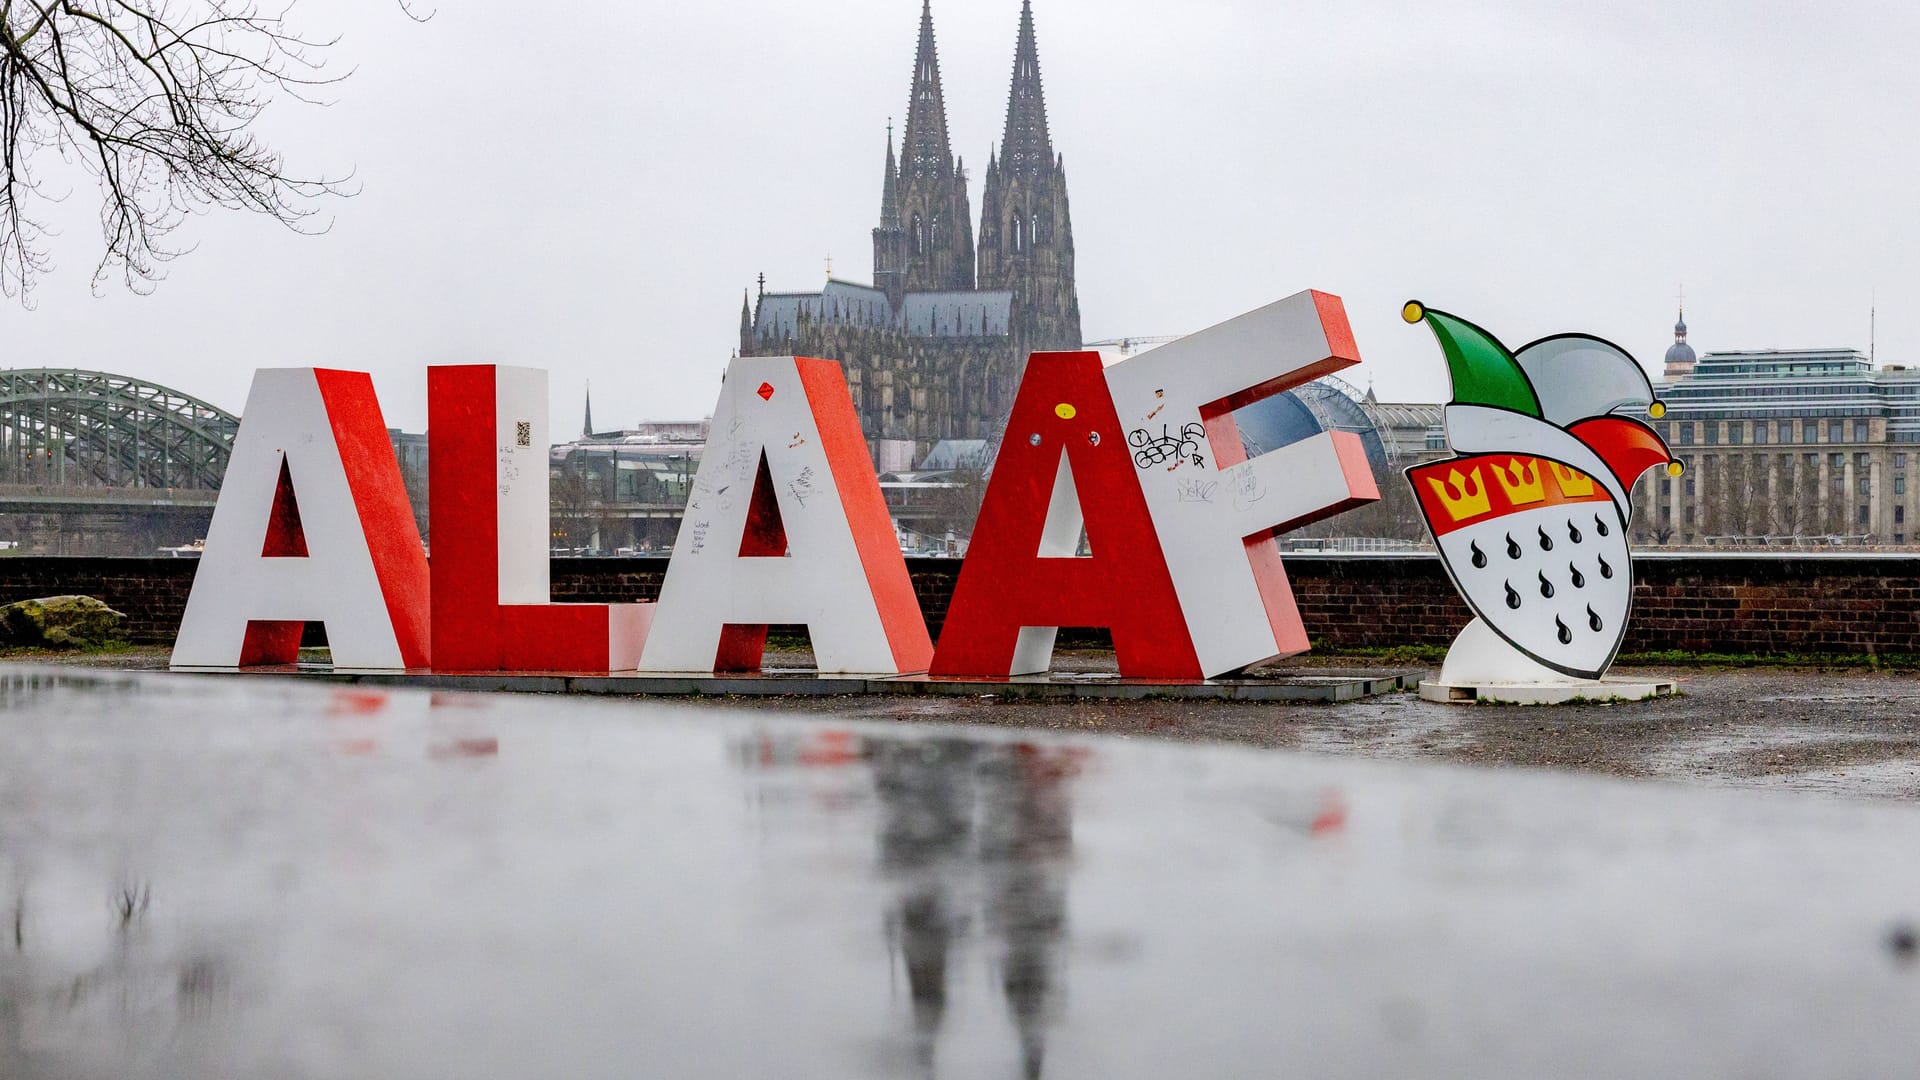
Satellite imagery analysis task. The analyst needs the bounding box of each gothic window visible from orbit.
[911,213,924,256]
[931,213,944,250]
[1036,207,1052,244]
[1012,211,1025,253]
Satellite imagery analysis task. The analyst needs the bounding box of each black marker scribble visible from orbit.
[1129,422,1206,470]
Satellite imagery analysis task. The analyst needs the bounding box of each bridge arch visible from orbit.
[0,369,238,490]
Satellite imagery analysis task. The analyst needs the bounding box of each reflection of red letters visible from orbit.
[172,368,429,670]
[428,365,650,673]
[930,352,1201,679]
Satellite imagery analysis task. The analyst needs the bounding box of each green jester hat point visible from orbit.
[1401,300,1542,418]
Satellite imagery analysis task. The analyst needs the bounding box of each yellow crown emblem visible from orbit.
[1427,466,1492,522]
[1491,458,1546,505]
[1548,461,1596,498]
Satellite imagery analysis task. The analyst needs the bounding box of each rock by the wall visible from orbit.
[0,595,129,649]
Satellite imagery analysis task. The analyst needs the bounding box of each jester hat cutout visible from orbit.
[1402,301,1678,682]
[1402,300,1679,498]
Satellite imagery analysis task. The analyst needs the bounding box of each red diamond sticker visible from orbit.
[757,382,775,401]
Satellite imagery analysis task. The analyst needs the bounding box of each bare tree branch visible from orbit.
[0,0,395,300]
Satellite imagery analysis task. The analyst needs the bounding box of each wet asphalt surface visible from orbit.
[719,659,1920,801]
[13,667,1920,1078]
[20,649,1920,800]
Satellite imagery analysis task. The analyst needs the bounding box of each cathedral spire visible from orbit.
[582,382,595,439]
[895,0,973,293]
[873,122,909,307]
[977,0,1079,353]
[999,0,1053,181]
[879,123,900,228]
[901,0,953,183]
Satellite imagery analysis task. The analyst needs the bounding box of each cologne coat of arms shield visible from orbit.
[1402,302,1677,682]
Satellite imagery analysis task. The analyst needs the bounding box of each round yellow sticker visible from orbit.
[1055,403,1077,420]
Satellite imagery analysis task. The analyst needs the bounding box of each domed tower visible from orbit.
[1664,309,1697,378]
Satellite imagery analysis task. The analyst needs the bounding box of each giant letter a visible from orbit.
[929,352,1200,679]
[173,369,430,669]
[639,356,931,675]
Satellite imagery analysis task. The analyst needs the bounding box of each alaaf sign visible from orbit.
[172,290,1379,679]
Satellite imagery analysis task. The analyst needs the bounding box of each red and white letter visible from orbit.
[1104,290,1379,676]
[173,369,430,669]
[639,356,931,674]
[929,351,1201,679]
[428,365,651,672]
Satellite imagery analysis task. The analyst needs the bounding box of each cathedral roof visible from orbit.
[919,439,992,471]
[751,281,1013,341]
[904,290,1012,337]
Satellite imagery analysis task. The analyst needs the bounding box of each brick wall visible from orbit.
[1285,554,1920,657]
[0,557,201,644]
[6,554,1918,658]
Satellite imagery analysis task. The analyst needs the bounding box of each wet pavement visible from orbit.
[45,649,1920,797]
[751,665,1920,800]
[8,669,1920,1077]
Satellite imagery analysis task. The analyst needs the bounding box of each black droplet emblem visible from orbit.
[1568,519,1583,544]
[1505,580,1522,609]
[1555,616,1573,645]
[1597,555,1614,580]
[1587,604,1604,632]
[1569,563,1586,588]
[1505,533,1523,560]
[1470,541,1488,569]
[1594,514,1610,538]
[1538,570,1555,599]
[1537,526,1554,552]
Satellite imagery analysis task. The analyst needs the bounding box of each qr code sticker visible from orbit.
[515,420,531,448]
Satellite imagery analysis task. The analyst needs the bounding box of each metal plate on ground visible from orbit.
[172,665,1423,702]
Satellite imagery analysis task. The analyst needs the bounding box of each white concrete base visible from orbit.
[1419,676,1677,705]
[1420,617,1675,703]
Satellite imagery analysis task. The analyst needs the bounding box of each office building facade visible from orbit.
[1637,315,1920,546]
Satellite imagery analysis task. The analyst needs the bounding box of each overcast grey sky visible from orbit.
[4,0,1917,435]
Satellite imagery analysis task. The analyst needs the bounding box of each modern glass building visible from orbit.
[1638,315,1920,545]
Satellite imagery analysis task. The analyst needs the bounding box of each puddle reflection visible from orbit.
[744,731,1087,1078]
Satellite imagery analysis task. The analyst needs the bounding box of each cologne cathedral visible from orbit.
[739,1,1083,467]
